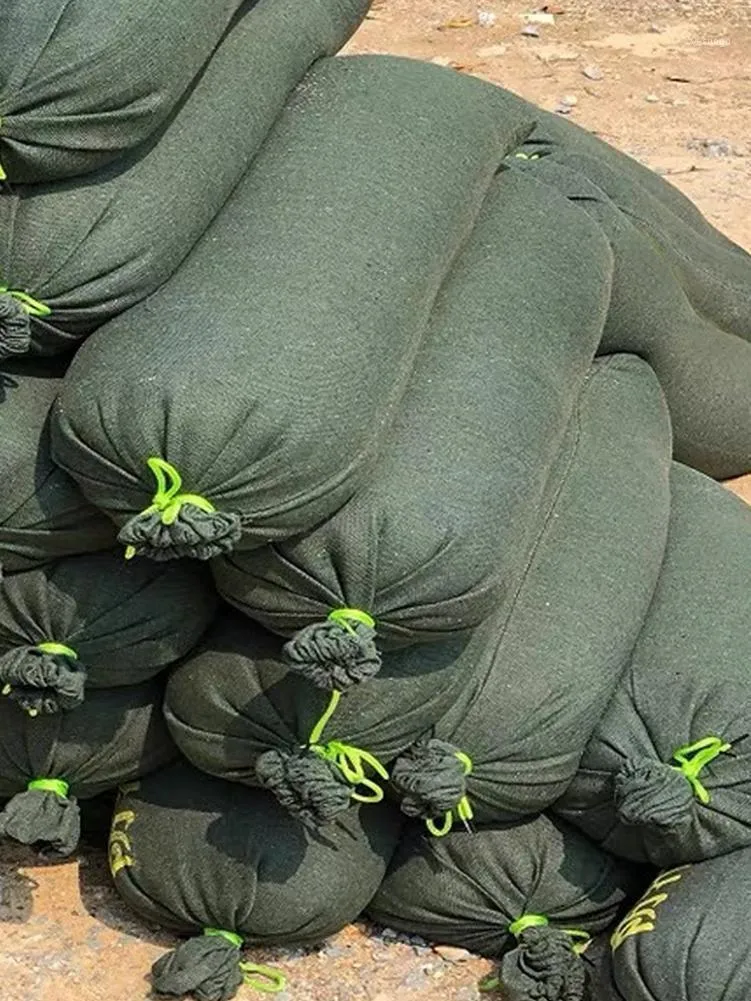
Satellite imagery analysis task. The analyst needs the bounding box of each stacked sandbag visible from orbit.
[507,150,751,478]
[0,359,115,573]
[0,678,174,856]
[212,164,613,680]
[555,462,751,866]
[110,760,403,1001]
[0,0,369,183]
[387,353,671,829]
[510,115,751,342]
[0,550,216,715]
[595,855,751,1001]
[0,0,371,359]
[166,355,670,830]
[50,56,535,560]
[164,608,475,827]
[368,813,643,1001]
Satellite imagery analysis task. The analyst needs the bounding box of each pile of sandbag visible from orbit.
[1,4,751,1000]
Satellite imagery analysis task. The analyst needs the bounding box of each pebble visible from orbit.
[476,44,508,58]
[477,10,497,27]
[523,11,556,24]
[645,93,660,102]
[560,94,578,106]
[582,64,603,80]
[521,23,540,37]
[434,944,474,962]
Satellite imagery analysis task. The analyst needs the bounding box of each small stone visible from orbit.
[523,11,556,24]
[582,64,603,80]
[430,55,453,66]
[645,93,660,102]
[477,10,497,27]
[319,943,349,958]
[649,22,664,33]
[477,43,508,57]
[434,944,474,962]
[380,926,399,941]
[560,93,578,106]
[521,23,540,36]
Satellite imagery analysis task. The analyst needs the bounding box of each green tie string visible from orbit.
[202,930,287,993]
[0,286,51,316]
[426,751,475,837]
[28,778,70,799]
[239,962,288,994]
[327,608,376,632]
[671,736,731,804]
[36,642,78,659]
[125,457,216,559]
[307,689,389,802]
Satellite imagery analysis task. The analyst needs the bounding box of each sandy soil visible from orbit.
[1,3,750,1000]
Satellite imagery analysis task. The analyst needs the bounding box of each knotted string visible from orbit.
[27,778,70,799]
[426,751,475,837]
[0,286,51,317]
[203,930,286,994]
[307,688,388,802]
[124,457,216,559]
[1,642,79,717]
[671,736,731,804]
[327,608,376,632]
[479,917,590,992]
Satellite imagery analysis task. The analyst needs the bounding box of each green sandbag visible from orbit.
[555,463,751,866]
[164,608,477,828]
[507,97,747,260]
[510,155,751,479]
[512,131,751,342]
[111,760,403,1001]
[0,359,116,573]
[0,678,174,856]
[367,814,642,1001]
[0,0,371,359]
[0,550,217,715]
[50,55,534,561]
[212,165,613,684]
[387,354,671,829]
[0,0,368,183]
[596,856,751,1001]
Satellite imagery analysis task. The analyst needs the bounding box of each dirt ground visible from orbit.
[2,3,750,1000]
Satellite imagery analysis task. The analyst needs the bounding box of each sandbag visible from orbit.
[0,0,369,182]
[110,761,403,1001]
[0,0,372,359]
[555,462,751,866]
[509,126,751,343]
[367,814,642,1001]
[212,164,613,679]
[51,55,535,561]
[0,678,174,856]
[596,856,751,1001]
[164,608,477,828]
[0,550,216,715]
[508,155,751,478]
[387,354,671,828]
[0,359,116,573]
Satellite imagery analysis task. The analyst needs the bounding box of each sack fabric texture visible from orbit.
[387,354,672,827]
[50,55,535,561]
[0,550,216,714]
[594,855,751,1001]
[368,813,644,1001]
[555,462,751,866]
[0,0,371,359]
[164,608,478,829]
[0,359,115,573]
[212,164,613,678]
[0,0,369,182]
[508,153,751,478]
[111,760,403,1001]
[0,678,174,856]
